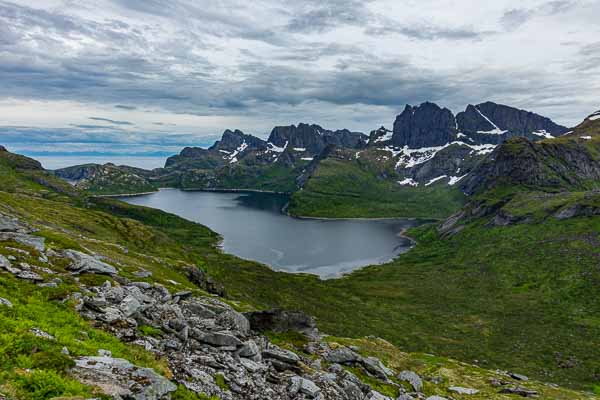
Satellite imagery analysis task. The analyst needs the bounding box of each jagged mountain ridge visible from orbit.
[53,101,570,196]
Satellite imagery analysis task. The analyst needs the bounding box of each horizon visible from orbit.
[1,0,599,159]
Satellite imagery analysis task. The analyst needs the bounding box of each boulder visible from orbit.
[509,372,529,381]
[30,328,55,340]
[244,309,317,338]
[72,355,176,400]
[0,255,11,269]
[499,387,538,397]
[398,370,423,392]
[197,331,242,347]
[216,309,250,336]
[289,376,321,398]
[238,340,260,359]
[120,295,143,317]
[0,297,13,308]
[426,397,448,400]
[63,250,117,275]
[449,386,479,395]
[0,233,45,252]
[324,347,361,364]
[0,214,32,233]
[262,347,301,365]
[16,270,43,281]
[361,356,393,380]
[366,390,392,400]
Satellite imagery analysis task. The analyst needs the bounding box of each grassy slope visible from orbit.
[2,152,600,395]
[289,158,466,218]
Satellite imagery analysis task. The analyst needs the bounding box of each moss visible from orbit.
[138,325,164,338]
[214,374,229,392]
[264,330,309,349]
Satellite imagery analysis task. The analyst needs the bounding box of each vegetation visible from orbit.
[288,158,466,218]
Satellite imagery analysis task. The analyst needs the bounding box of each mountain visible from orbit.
[456,102,570,144]
[462,110,600,195]
[391,102,457,148]
[54,163,157,195]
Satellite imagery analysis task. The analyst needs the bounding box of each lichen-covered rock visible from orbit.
[63,249,117,275]
[398,370,423,392]
[72,355,176,400]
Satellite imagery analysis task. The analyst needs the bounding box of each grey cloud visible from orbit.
[365,23,490,41]
[115,104,137,110]
[89,117,134,125]
[574,41,600,72]
[501,1,576,30]
[286,0,370,33]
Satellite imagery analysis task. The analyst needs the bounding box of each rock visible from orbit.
[61,346,70,355]
[0,214,32,233]
[63,249,117,275]
[361,356,392,380]
[499,386,538,397]
[366,390,392,400]
[133,269,153,278]
[449,386,479,395]
[98,349,112,357]
[217,309,251,336]
[289,376,321,398]
[72,355,177,400]
[240,358,263,373]
[197,331,242,347]
[325,347,361,364]
[120,295,143,317]
[37,282,58,288]
[244,309,318,338]
[238,340,260,359]
[30,328,55,340]
[174,290,193,299]
[398,370,423,392]
[509,372,529,381]
[0,297,13,307]
[16,270,43,281]
[262,348,301,365]
[392,102,457,148]
[0,233,45,252]
[426,397,448,400]
[132,282,153,290]
[396,395,415,400]
[0,255,11,269]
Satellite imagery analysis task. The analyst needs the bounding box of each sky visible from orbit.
[0,0,599,160]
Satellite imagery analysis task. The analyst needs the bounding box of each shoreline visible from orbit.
[181,187,291,195]
[91,190,159,198]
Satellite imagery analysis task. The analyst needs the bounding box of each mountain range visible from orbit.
[54,100,579,218]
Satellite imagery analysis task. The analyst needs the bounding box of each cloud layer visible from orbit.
[0,0,599,156]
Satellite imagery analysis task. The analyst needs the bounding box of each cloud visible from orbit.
[500,1,576,30]
[115,104,137,110]
[89,117,134,125]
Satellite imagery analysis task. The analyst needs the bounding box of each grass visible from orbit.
[288,158,466,218]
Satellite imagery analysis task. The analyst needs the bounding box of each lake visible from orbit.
[120,189,419,279]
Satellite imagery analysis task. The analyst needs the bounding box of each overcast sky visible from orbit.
[1,0,599,157]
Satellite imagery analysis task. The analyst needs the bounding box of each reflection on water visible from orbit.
[121,189,419,279]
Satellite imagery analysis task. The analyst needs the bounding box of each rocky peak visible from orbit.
[368,127,393,145]
[456,102,569,144]
[392,102,457,148]
[268,123,366,154]
[0,145,7,152]
[210,129,267,153]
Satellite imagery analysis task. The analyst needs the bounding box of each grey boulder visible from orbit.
[72,355,176,400]
[289,376,321,398]
[325,347,361,364]
[398,370,423,392]
[64,250,117,275]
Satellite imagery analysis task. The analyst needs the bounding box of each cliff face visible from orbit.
[392,102,457,148]
[268,123,367,154]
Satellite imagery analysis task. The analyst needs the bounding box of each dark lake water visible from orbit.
[120,189,419,279]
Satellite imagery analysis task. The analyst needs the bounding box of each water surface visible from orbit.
[121,189,419,278]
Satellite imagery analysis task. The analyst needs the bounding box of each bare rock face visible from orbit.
[244,309,318,339]
[72,354,177,400]
[392,102,457,148]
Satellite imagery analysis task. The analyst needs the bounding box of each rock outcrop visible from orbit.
[392,102,457,148]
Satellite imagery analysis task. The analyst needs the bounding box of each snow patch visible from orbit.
[474,106,507,135]
[389,141,497,170]
[448,174,467,185]
[397,178,418,187]
[267,141,288,153]
[531,130,554,139]
[589,114,600,121]
[228,141,248,163]
[581,136,592,140]
[425,175,448,186]
[293,147,306,152]
[374,130,393,143]
[301,157,314,161]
